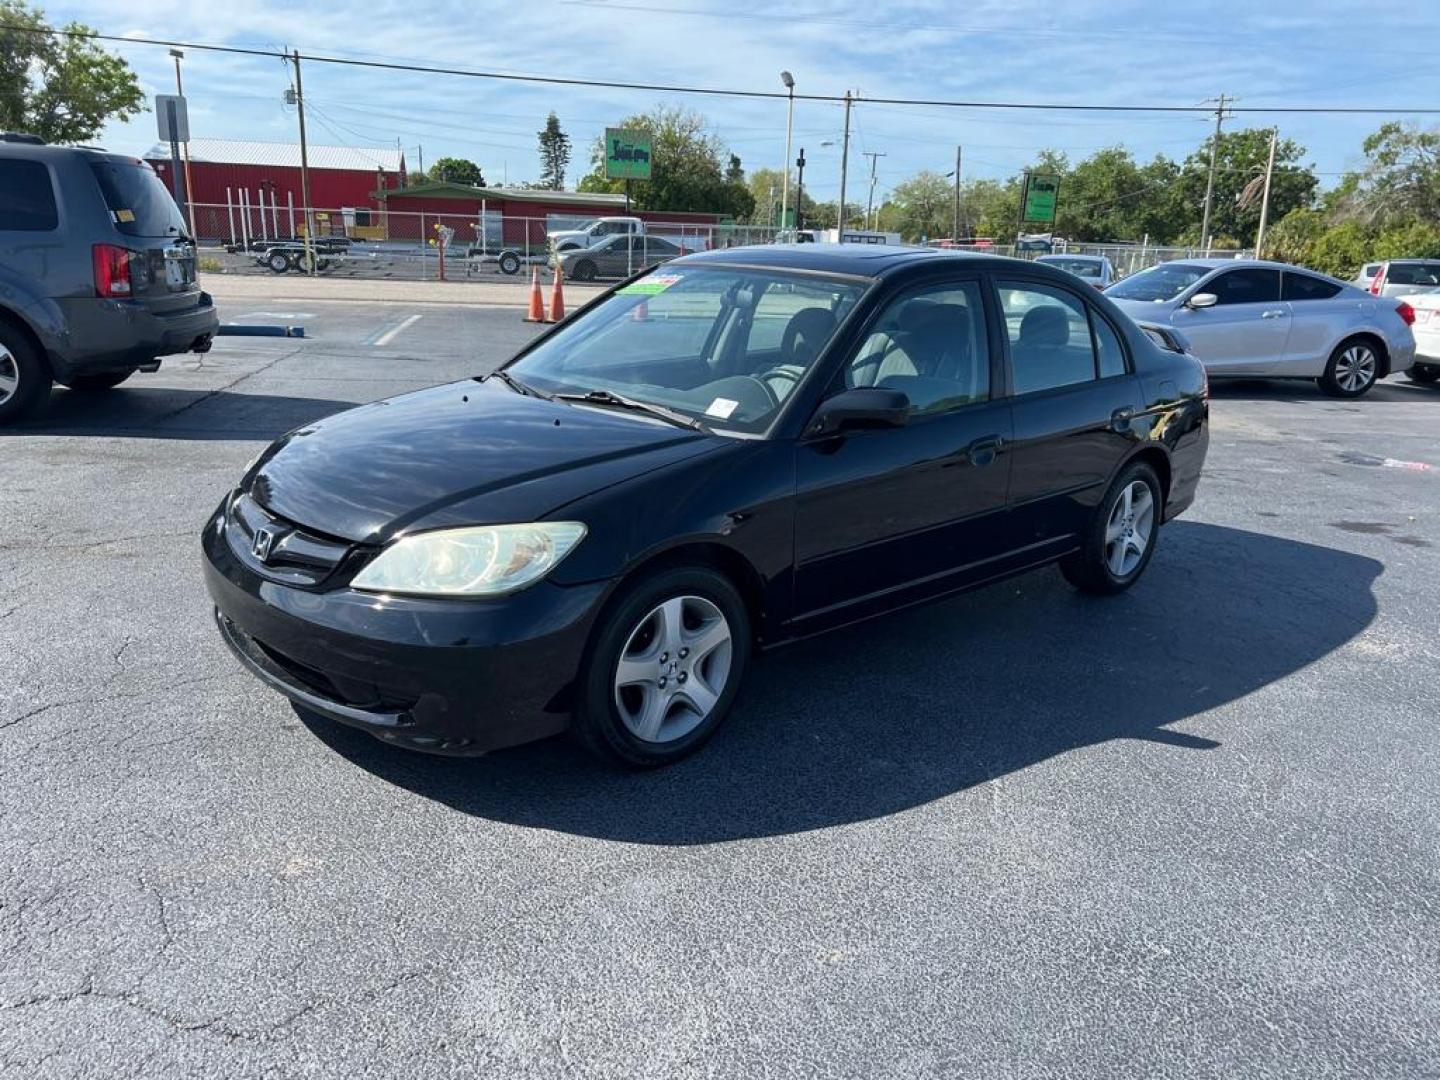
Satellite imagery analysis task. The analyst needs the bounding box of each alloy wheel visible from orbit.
[1105,480,1155,578]
[613,595,734,744]
[1334,344,1377,393]
[0,344,18,406]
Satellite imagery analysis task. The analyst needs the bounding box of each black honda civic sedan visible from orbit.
[203,245,1208,767]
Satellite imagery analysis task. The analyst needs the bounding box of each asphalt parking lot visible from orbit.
[2,293,1438,1078]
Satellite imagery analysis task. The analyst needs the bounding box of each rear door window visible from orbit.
[0,160,59,231]
[1207,268,1281,305]
[1282,273,1343,301]
[89,160,189,238]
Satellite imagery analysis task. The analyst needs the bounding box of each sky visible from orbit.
[43,0,1440,205]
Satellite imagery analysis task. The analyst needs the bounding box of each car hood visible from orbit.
[1108,297,1179,321]
[247,378,717,543]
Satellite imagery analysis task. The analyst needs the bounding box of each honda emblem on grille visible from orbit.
[251,526,277,562]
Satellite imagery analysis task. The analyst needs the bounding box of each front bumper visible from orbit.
[51,293,220,377]
[202,502,607,755]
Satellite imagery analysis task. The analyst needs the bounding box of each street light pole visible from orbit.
[169,49,197,240]
[952,145,962,240]
[1255,126,1278,258]
[779,71,795,238]
[836,90,853,241]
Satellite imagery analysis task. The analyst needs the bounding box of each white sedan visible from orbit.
[1402,289,1440,385]
[1106,259,1417,398]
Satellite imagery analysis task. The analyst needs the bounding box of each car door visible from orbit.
[995,277,1144,548]
[1174,267,1289,374]
[791,274,1014,626]
[1280,270,1348,376]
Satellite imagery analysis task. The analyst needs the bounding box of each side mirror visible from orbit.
[807,387,910,437]
[1186,292,1218,309]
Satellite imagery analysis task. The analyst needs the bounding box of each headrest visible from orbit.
[1019,305,1070,347]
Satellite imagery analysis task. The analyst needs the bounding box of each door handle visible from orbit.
[963,434,1003,467]
[1260,309,1287,319]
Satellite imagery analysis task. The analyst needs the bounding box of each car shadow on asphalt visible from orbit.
[5,387,361,440]
[1209,378,1438,403]
[299,521,1382,845]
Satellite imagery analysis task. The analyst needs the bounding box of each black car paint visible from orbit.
[205,246,1208,755]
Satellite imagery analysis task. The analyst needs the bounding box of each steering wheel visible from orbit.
[756,365,803,399]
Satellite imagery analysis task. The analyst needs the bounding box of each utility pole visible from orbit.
[418,144,425,178]
[1254,126,1278,258]
[169,50,197,240]
[952,145,962,240]
[863,150,886,231]
[291,50,316,274]
[795,148,807,231]
[836,90,853,241]
[1199,93,1230,253]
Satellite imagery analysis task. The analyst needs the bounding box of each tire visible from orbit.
[498,251,521,275]
[267,252,290,273]
[1407,364,1439,385]
[573,566,751,768]
[61,371,133,392]
[0,321,51,424]
[572,260,597,282]
[1320,337,1381,398]
[1060,461,1163,595]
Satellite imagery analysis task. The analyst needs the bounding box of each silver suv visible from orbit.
[0,133,219,423]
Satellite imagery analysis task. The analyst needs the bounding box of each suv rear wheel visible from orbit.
[0,322,51,424]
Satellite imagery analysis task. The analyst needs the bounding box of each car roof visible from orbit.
[1037,253,1106,261]
[674,243,1050,279]
[0,141,145,166]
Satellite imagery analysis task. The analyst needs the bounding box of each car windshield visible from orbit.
[1041,258,1103,278]
[1106,263,1209,302]
[506,264,867,436]
[89,160,189,238]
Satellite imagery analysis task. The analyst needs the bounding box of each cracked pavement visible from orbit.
[2,294,1439,1077]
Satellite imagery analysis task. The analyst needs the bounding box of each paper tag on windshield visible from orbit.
[619,273,682,295]
[704,397,739,420]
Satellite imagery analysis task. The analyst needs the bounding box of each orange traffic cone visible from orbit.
[548,264,566,323]
[523,267,547,323]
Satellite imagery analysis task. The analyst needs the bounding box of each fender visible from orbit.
[0,263,65,362]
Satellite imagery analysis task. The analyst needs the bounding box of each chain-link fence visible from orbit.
[190,202,783,282]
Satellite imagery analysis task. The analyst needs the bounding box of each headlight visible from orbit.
[351,522,587,597]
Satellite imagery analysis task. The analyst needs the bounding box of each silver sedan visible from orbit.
[1106,259,1417,397]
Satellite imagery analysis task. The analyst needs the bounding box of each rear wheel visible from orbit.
[0,323,51,424]
[1060,462,1162,595]
[572,259,597,282]
[1320,338,1381,397]
[498,251,521,275]
[61,371,134,392]
[574,566,751,768]
[267,252,290,273]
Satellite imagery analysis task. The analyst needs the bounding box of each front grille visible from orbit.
[226,491,353,588]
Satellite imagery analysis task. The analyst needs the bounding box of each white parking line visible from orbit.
[373,313,423,347]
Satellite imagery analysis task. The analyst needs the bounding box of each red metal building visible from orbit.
[143,139,406,231]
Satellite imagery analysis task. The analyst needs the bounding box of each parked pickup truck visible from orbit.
[548,216,645,252]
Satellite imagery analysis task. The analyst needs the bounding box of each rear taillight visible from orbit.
[1370,265,1386,295]
[1397,301,1416,325]
[92,244,133,298]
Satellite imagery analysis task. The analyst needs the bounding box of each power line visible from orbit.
[8,22,1440,116]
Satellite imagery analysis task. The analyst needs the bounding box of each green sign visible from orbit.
[605,128,653,180]
[1022,172,1060,224]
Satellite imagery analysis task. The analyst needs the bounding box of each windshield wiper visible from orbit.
[552,389,712,433]
[485,368,545,398]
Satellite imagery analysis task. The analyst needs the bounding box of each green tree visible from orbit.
[888,170,952,241]
[1262,207,1325,264]
[1177,128,1317,246]
[0,1,144,144]
[536,112,570,191]
[1342,122,1440,227]
[726,154,744,184]
[428,157,484,186]
[580,107,754,219]
[744,166,785,225]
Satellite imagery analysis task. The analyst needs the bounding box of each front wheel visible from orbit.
[498,251,521,275]
[574,567,751,768]
[0,324,51,424]
[1060,462,1162,595]
[572,260,597,282]
[1320,338,1381,397]
[267,252,290,273]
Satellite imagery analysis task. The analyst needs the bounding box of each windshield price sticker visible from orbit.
[704,397,739,419]
[619,273,683,296]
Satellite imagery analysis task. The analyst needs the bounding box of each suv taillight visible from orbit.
[1397,300,1416,326]
[1370,265,1386,295]
[93,244,133,298]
